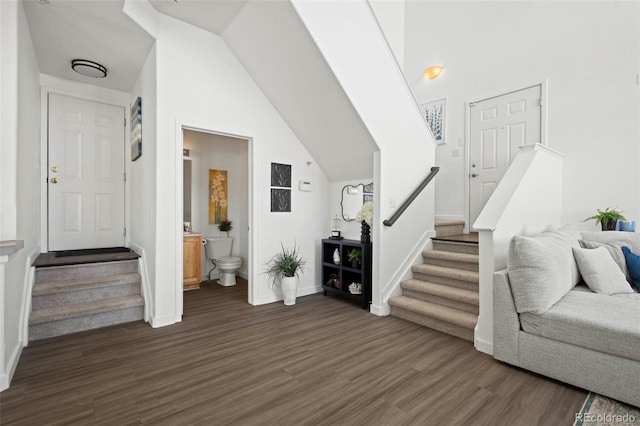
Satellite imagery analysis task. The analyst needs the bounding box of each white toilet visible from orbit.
[204,236,242,286]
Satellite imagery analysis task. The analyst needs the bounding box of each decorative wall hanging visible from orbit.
[271,188,291,213]
[270,162,292,212]
[420,98,446,145]
[209,169,228,224]
[271,163,292,187]
[130,97,142,160]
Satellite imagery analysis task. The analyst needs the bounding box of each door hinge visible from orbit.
[537,98,543,107]
[123,172,127,182]
[123,227,126,237]
[124,117,126,127]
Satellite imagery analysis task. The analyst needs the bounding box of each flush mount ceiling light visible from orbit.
[423,65,443,80]
[71,59,107,78]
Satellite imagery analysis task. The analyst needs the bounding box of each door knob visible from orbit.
[51,166,58,173]
[471,174,479,178]
[50,177,58,184]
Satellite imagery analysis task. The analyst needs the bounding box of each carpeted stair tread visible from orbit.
[35,260,139,284]
[29,295,144,325]
[33,273,141,296]
[389,296,477,330]
[411,264,479,283]
[422,250,478,263]
[401,279,479,306]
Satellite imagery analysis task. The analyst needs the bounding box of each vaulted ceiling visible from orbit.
[22,0,377,181]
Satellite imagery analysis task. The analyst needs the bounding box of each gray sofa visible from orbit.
[494,230,640,408]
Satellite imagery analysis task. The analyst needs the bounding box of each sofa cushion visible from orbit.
[520,290,640,362]
[622,246,640,292]
[508,231,579,314]
[579,240,630,282]
[572,247,635,295]
[580,231,640,252]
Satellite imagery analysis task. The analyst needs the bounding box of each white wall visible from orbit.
[405,1,640,227]
[291,0,437,315]
[123,3,331,322]
[0,0,41,390]
[183,130,249,280]
[369,0,405,71]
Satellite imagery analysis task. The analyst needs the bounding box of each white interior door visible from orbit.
[48,94,125,251]
[469,85,541,229]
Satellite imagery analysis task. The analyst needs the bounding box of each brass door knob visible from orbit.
[51,166,58,173]
[50,177,58,184]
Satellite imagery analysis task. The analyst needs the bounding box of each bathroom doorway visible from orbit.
[180,126,251,309]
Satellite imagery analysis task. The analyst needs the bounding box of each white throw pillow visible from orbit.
[578,240,630,282]
[508,233,575,314]
[572,247,635,295]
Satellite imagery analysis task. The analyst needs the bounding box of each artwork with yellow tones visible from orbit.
[209,169,228,224]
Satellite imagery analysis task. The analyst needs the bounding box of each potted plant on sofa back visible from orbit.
[265,243,306,306]
[584,208,626,231]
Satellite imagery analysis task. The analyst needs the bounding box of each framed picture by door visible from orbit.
[420,98,446,145]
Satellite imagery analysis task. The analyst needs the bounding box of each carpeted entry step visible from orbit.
[389,296,475,342]
[32,273,142,309]
[29,295,144,341]
[422,250,479,272]
[400,279,479,314]
[35,260,138,284]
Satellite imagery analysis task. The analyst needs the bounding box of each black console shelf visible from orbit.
[321,239,372,309]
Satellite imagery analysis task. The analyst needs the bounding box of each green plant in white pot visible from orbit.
[264,243,306,306]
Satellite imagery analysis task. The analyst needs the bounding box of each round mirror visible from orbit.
[341,182,373,221]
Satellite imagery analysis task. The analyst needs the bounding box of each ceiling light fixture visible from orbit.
[71,59,107,79]
[423,65,443,80]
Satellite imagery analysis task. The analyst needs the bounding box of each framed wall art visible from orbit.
[130,96,142,161]
[420,98,446,145]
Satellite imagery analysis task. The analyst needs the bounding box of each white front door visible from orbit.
[469,85,542,228]
[48,94,125,251]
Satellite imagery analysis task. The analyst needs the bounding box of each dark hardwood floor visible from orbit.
[1,278,586,425]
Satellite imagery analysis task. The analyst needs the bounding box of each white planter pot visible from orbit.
[281,276,299,306]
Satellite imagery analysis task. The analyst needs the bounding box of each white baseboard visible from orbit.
[128,243,151,323]
[369,303,390,316]
[1,340,24,392]
[474,335,493,355]
[150,314,181,328]
[251,285,321,306]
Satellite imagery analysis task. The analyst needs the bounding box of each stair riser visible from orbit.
[29,306,144,341]
[35,260,138,284]
[422,257,479,272]
[435,224,464,238]
[402,289,479,315]
[32,282,141,309]
[432,241,478,255]
[390,306,474,342]
[412,273,478,291]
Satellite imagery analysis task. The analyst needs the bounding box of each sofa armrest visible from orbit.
[493,269,521,365]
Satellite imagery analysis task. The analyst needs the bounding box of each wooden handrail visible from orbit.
[382,166,440,227]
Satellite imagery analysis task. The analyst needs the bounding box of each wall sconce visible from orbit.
[423,65,443,80]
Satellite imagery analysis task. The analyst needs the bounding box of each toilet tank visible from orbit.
[204,237,233,260]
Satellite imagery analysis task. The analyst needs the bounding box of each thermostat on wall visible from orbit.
[299,180,314,192]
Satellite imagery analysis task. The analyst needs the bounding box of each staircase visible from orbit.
[389,220,479,342]
[30,258,144,341]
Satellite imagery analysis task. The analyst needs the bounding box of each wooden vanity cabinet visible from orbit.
[183,235,202,290]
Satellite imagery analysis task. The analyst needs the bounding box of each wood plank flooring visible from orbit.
[1,278,586,425]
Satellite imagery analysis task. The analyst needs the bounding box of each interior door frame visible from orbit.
[174,119,254,318]
[39,79,131,253]
[463,79,548,233]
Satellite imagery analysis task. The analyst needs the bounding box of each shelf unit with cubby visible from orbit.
[321,239,372,309]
